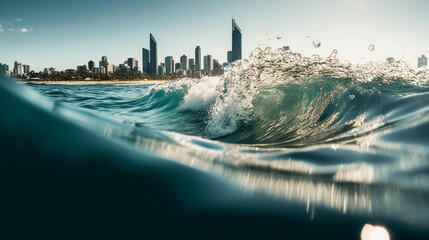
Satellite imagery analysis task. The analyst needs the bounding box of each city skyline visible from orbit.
[1,0,429,71]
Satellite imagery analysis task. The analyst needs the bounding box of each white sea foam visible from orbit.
[151,47,429,139]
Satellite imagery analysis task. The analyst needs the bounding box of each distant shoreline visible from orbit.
[17,79,170,85]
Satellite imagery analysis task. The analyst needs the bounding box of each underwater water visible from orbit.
[2,47,429,238]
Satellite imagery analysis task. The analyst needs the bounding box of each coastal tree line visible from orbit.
[24,70,169,81]
[18,67,224,82]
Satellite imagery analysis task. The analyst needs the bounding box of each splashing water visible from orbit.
[149,47,429,142]
[368,44,375,51]
[24,46,429,235]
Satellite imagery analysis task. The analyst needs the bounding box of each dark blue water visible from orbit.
[2,48,429,238]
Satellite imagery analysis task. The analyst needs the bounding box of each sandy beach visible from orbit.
[17,79,170,85]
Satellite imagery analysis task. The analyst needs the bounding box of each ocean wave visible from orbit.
[144,48,429,148]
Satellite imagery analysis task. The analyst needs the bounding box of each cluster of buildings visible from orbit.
[141,19,242,78]
[2,17,427,79]
[75,56,139,75]
[35,18,242,78]
[0,19,243,79]
[0,62,30,77]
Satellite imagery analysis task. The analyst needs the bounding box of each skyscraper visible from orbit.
[23,65,30,74]
[203,55,213,74]
[418,55,427,68]
[13,62,23,76]
[88,60,95,71]
[232,18,242,62]
[207,55,213,72]
[189,58,195,67]
[150,34,158,76]
[99,56,108,68]
[203,56,208,71]
[127,57,137,71]
[158,63,165,77]
[180,55,188,70]
[142,48,150,75]
[0,63,9,75]
[165,56,174,74]
[175,63,182,72]
[195,46,201,71]
[227,51,233,63]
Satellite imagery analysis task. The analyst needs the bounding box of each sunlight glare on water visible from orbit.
[361,224,390,240]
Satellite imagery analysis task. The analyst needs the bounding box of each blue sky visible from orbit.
[1,0,428,71]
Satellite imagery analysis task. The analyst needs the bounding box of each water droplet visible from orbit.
[276,34,282,40]
[306,35,310,38]
[329,49,338,58]
[266,33,272,40]
[368,44,375,51]
[313,39,321,48]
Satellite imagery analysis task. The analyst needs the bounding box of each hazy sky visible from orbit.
[1,0,428,71]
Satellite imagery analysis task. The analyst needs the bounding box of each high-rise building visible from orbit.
[13,62,23,76]
[134,60,139,72]
[206,55,213,72]
[195,46,201,71]
[203,56,208,71]
[418,55,427,68]
[142,48,150,75]
[180,55,188,70]
[165,56,174,74]
[88,60,95,71]
[99,56,108,68]
[23,65,30,74]
[150,33,158,76]
[127,57,137,71]
[158,63,165,77]
[175,63,182,72]
[0,63,9,75]
[232,18,242,62]
[227,51,233,63]
[213,59,221,69]
[189,58,195,67]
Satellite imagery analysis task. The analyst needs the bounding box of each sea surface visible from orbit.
[2,48,429,238]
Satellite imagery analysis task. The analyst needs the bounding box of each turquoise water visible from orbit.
[2,47,429,238]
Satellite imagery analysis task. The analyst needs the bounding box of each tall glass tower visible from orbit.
[195,46,201,71]
[180,55,188,70]
[232,19,242,62]
[142,48,150,75]
[165,56,174,74]
[149,34,158,76]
